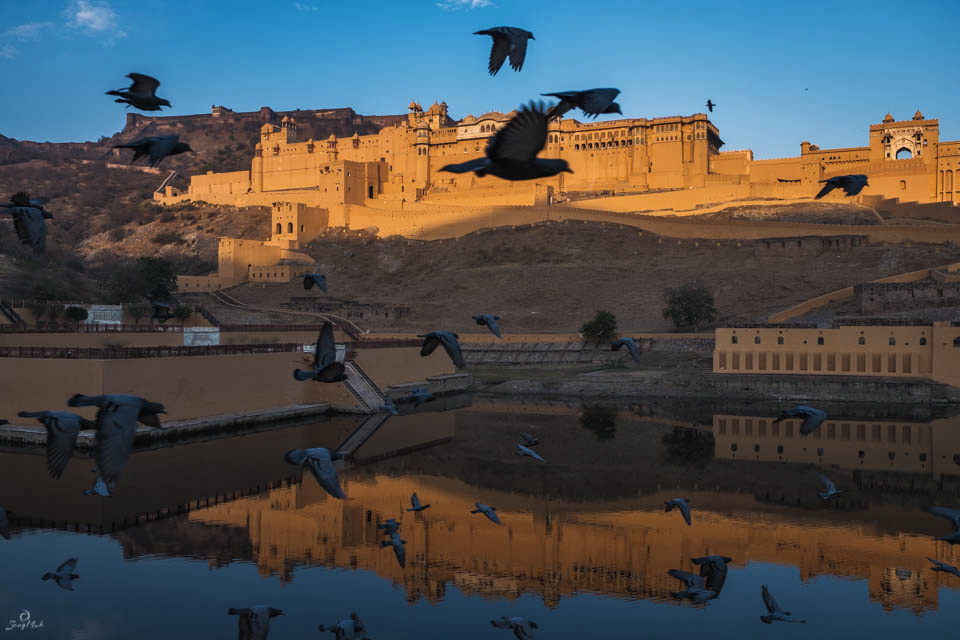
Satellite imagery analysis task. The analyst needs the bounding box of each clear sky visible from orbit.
[1,0,958,158]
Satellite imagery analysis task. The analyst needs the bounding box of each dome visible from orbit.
[426,101,444,115]
[913,109,924,120]
[352,132,359,139]
[281,115,289,123]
[260,123,275,133]
[408,100,422,111]
[327,133,337,141]
[883,113,894,123]
[415,121,429,130]
[461,114,476,123]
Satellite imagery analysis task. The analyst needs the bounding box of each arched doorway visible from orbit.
[896,147,912,160]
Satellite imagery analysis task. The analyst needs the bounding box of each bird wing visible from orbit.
[308,454,346,499]
[490,617,514,629]
[486,102,548,168]
[819,473,837,493]
[127,73,160,96]
[843,174,869,196]
[93,397,142,483]
[520,432,538,446]
[487,508,503,525]
[668,569,702,588]
[439,158,490,174]
[505,30,530,72]
[486,315,502,338]
[679,501,691,525]
[420,334,440,357]
[626,339,641,362]
[147,136,178,167]
[317,322,338,367]
[44,415,81,479]
[478,30,509,75]
[411,492,422,509]
[57,557,78,573]
[927,506,960,529]
[579,88,621,116]
[761,585,781,613]
[800,413,825,436]
[293,368,316,381]
[814,180,836,199]
[438,332,465,368]
[303,275,315,290]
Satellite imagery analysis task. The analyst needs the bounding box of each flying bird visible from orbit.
[67,394,166,495]
[815,174,869,199]
[105,73,170,111]
[471,503,502,525]
[667,569,717,604]
[382,530,407,568]
[773,405,827,437]
[490,616,539,640]
[543,88,621,120]
[760,585,806,624]
[928,557,960,579]
[285,447,345,499]
[706,99,715,112]
[42,557,80,591]
[665,498,692,526]
[439,102,572,181]
[417,331,465,369]
[408,492,430,512]
[516,443,545,462]
[472,314,502,338]
[2,195,51,253]
[113,135,192,168]
[227,606,284,640]
[301,273,327,292]
[382,395,399,415]
[610,337,641,363]
[294,322,347,383]
[377,518,401,534]
[691,555,733,594]
[926,506,960,544]
[17,411,94,479]
[818,473,847,501]
[0,507,10,540]
[519,431,539,447]
[318,613,366,639]
[474,27,534,75]
[0,191,50,211]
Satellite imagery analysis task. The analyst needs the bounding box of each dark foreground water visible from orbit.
[1,396,959,639]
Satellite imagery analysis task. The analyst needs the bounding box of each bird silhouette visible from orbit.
[610,337,641,363]
[408,492,430,512]
[519,431,539,447]
[928,557,960,579]
[382,530,407,568]
[294,322,347,383]
[490,616,539,639]
[815,174,869,199]
[113,135,192,168]
[0,192,50,210]
[665,498,692,525]
[818,473,847,501]
[760,585,806,623]
[227,606,284,640]
[439,102,572,181]
[516,443,545,462]
[377,518,401,534]
[773,405,827,437]
[926,506,960,543]
[2,194,51,253]
[17,411,94,479]
[472,503,502,525]
[543,88,621,120]
[301,273,327,292]
[42,557,79,591]
[318,612,366,639]
[690,555,733,594]
[706,99,715,112]
[472,313,502,338]
[474,27,534,75]
[105,73,170,111]
[285,448,345,499]
[417,331,465,369]
[667,569,717,604]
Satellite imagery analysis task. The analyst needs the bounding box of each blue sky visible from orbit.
[1,0,958,158]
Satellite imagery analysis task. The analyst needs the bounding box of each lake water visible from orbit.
[1,395,959,639]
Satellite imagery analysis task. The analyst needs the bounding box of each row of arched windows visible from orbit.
[731,335,932,346]
[573,139,636,151]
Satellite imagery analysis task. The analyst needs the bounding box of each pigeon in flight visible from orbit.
[928,557,960,579]
[113,135,192,168]
[773,405,827,437]
[301,273,327,292]
[760,585,806,624]
[667,569,717,604]
[516,443,545,462]
[408,492,430,512]
[377,518,401,534]
[926,506,960,544]
[0,192,50,211]
[818,473,847,501]
[294,322,347,383]
[0,507,10,540]
[17,411,94,479]
[706,99,715,112]
[105,73,171,111]
[417,331,465,369]
[691,555,733,594]
[490,616,539,639]
[439,102,573,181]
[815,174,869,199]
[474,27,534,75]
[519,431,539,447]
[382,530,407,568]
[2,194,51,253]
[67,394,166,495]
[285,447,345,499]
[227,606,284,640]
[471,503,502,526]
[42,557,80,591]
[543,88,621,120]
[610,337,641,363]
[472,314,502,338]
[318,612,366,639]
[665,498,692,526]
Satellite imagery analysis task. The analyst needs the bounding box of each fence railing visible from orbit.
[0,343,306,359]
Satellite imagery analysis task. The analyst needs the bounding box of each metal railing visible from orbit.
[0,343,305,359]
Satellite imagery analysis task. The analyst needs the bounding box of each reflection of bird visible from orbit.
[113,135,192,168]
[818,473,847,501]
[610,337,641,363]
[318,612,366,639]
[382,531,407,568]
[760,585,806,624]
[402,387,435,407]
[417,331,465,369]
[408,492,430,512]
[301,273,327,292]
[474,27,534,75]
[294,323,347,383]
[285,448,345,499]
[773,405,827,437]
[928,557,960,579]
[0,507,10,540]
[815,174,869,199]
[472,503,502,525]
[926,506,960,544]
[2,195,51,253]
[377,518,400,534]
[516,443,545,462]
[439,102,572,181]
[520,431,539,447]
[706,99,715,112]
[105,73,170,111]
[42,557,80,591]
[491,616,539,639]
[472,314,502,338]
[667,569,717,604]
[17,411,94,479]
[382,395,399,415]
[227,606,284,640]
[665,498,692,525]
[690,555,733,594]
[543,88,621,120]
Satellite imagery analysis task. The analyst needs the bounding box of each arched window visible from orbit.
[889,337,895,345]
[859,337,865,345]
[287,222,293,233]
[817,337,824,345]
[896,148,912,160]
[899,179,907,191]
[731,335,738,344]
[920,337,927,345]
[954,337,960,348]
[777,336,784,345]
[276,223,281,234]
[754,336,761,344]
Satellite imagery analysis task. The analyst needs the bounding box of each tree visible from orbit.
[104,257,178,303]
[662,426,715,467]
[64,306,88,327]
[129,303,150,327]
[47,304,65,328]
[662,281,718,331]
[580,405,617,441]
[173,305,192,326]
[580,310,618,345]
[27,301,47,327]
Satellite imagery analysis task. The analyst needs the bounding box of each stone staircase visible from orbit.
[343,362,388,413]
[637,351,713,372]
[462,341,625,367]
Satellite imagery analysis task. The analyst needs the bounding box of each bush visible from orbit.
[662,281,718,331]
[581,310,618,344]
[108,228,129,242]
[151,231,183,245]
[64,306,88,325]
[662,427,715,467]
[580,405,616,441]
[128,303,151,326]
[173,305,192,325]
